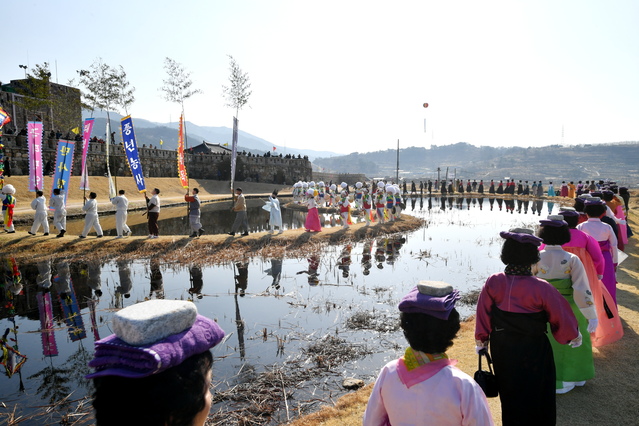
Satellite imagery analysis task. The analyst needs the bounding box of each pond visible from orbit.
[0,196,559,424]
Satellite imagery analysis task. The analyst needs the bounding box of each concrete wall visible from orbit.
[0,135,312,184]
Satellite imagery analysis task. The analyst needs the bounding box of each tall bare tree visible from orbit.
[160,57,202,113]
[222,55,252,119]
[78,58,134,116]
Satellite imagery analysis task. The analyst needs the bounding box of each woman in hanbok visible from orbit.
[338,191,350,230]
[560,181,569,197]
[304,189,322,232]
[536,216,597,394]
[558,209,623,347]
[375,185,385,224]
[365,282,493,426]
[537,181,544,197]
[478,180,485,194]
[267,190,283,234]
[496,180,504,194]
[578,198,618,304]
[489,180,495,194]
[475,228,580,425]
[547,181,555,197]
[568,182,576,198]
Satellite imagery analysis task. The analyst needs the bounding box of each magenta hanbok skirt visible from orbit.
[599,240,617,305]
[305,207,322,232]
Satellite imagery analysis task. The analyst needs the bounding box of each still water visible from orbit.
[0,196,558,423]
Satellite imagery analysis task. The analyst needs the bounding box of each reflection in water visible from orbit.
[338,244,352,279]
[264,259,282,290]
[234,262,248,360]
[189,266,204,299]
[54,262,86,342]
[297,255,320,285]
[149,259,164,299]
[362,241,373,276]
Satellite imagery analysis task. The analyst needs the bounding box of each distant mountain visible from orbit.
[313,142,639,185]
[85,110,337,161]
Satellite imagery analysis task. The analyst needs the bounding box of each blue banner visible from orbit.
[121,116,146,193]
[50,140,75,208]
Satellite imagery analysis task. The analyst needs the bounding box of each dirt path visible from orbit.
[287,195,639,426]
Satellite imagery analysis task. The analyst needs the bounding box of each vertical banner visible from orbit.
[50,140,75,208]
[230,116,238,191]
[105,119,116,199]
[121,116,146,193]
[177,114,188,188]
[79,118,95,190]
[27,121,44,191]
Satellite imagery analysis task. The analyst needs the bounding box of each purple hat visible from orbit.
[87,301,225,379]
[584,197,605,206]
[558,208,579,218]
[398,281,460,320]
[540,214,568,227]
[499,228,543,246]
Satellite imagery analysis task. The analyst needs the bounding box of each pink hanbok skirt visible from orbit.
[305,207,322,232]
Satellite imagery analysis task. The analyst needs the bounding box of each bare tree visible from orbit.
[222,55,252,119]
[160,57,202,112]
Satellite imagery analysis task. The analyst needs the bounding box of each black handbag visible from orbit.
[474,350,499,397]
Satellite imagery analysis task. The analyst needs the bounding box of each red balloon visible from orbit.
[423,103,429,108]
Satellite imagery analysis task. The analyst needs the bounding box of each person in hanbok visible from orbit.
[475,228,580,426]
[385,185,395,222]
[304,189,321,232]
[50,188,67,237]
[578,198,618,304]
[80,192,103,238]
[557,208,623,347]
[338,191,350,230]
[29,190,49,236]
[560,182,569,197]
[393,185,403,219]
[362,187,372,226]
[267,190,283,234]
[478,180,484,194]
[568,182,576,198]
[1,184,16,233]
[547,181,555,197]
[374,185,385,224]
[364,282,493,426]
[496,180,504,194]
[602,190,628,249]
[536,215,597,394]
[537,181,544,197]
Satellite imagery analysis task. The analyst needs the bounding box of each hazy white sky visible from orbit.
[3,0,638,154]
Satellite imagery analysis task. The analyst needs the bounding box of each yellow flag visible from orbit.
[223,143,229,146]
[160,139,164,146]
[71,127,80,135]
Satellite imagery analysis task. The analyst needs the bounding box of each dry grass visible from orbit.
[286,194,639,426]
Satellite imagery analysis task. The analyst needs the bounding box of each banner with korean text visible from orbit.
[120,116,146,193]
[27,121,44,191]
[79,118,94,190]
[50,140,75,209]
[177,114,188,188]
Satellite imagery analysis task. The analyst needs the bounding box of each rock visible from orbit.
[112,300,198,346]
[342,378,364,390]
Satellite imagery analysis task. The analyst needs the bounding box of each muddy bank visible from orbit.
[0,215,423,264]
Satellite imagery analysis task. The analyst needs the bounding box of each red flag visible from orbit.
[273,146,276,151]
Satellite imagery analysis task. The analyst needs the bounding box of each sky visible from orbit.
[3,0,638,155]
